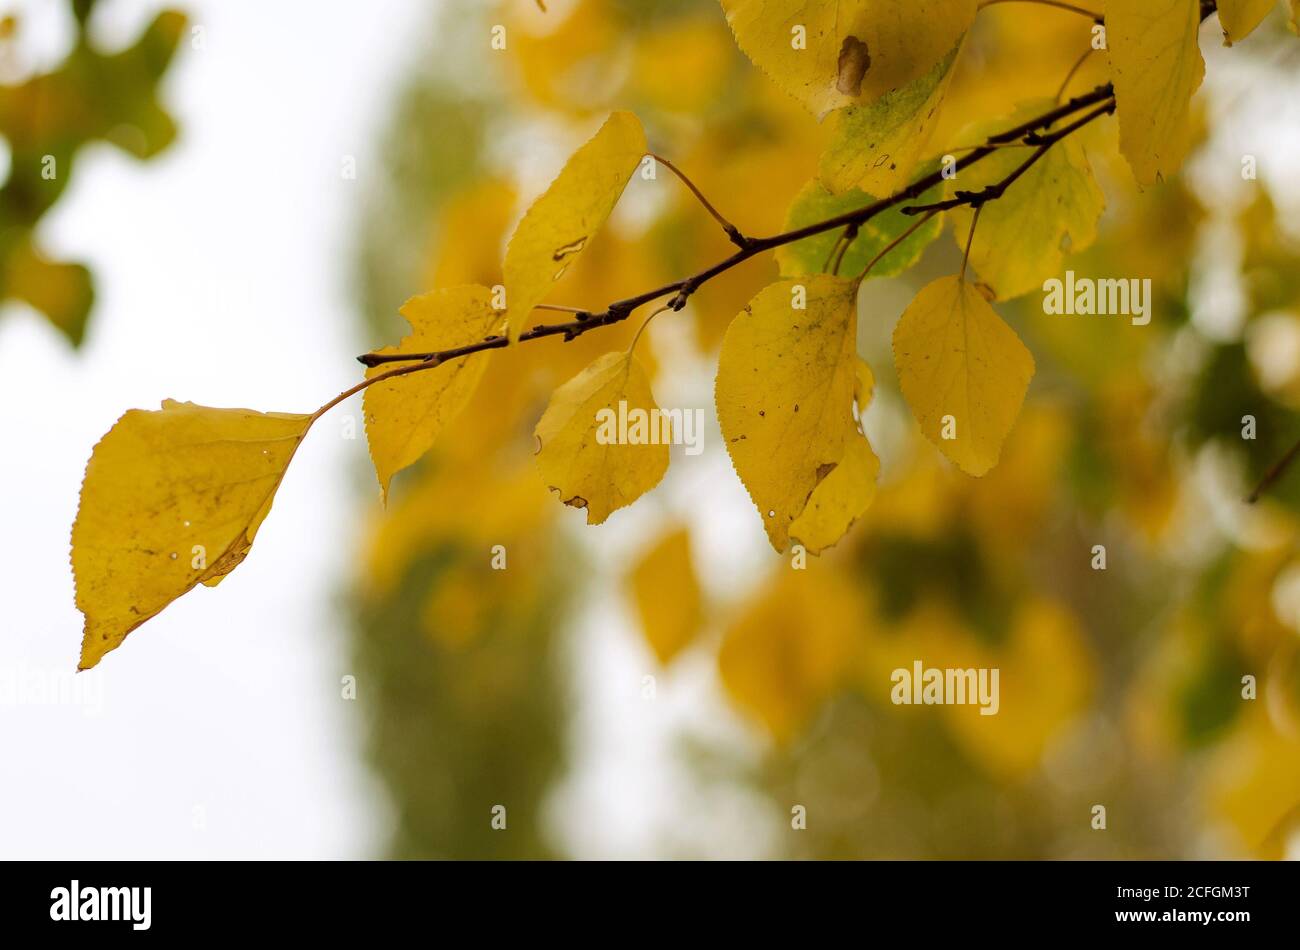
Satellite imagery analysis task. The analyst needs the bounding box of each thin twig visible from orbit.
[903,98,1114,216]
[650,152,751,249]
[985,84,1113,144]
[1247,436,1300,503]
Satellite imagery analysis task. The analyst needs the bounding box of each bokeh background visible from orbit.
[4,0,1300,859]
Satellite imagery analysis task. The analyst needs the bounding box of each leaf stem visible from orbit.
[854,210,939,283]
[959,205,982,282]
[977,0,1103,22]
[829,223,860,275]
[534,303,592,316]
[628,304,672,355]
[310,360,443,422]
[1055,46,1095,102]
[650,152,751,249]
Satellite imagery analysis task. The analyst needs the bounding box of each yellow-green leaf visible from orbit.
[503,111,646,341]
[719,0,975,118]
[72,400,315,670]
[363,285,501,502]
[627,526,704,664]
[1109,0,1206,185]
[819,43,961,196]
[947,101,1105,300]
[717,275,860,551]
[534,350,668,524]
[774,175,943,280]
[1217,0,1275,44]
[893,276,1034,476]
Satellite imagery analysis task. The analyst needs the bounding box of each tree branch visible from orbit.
[902,98,1115,215]
[357,84,1114,370]
[1247,436,1300,504]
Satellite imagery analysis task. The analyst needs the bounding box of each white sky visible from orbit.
[0,0,430,859]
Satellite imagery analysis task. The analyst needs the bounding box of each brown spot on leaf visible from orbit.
[836,36,870,97]
[550,236,588,280]
[553,236,587,261]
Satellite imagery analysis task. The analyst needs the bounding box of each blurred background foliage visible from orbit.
[0,0,184,346]
[349,0,1300,859]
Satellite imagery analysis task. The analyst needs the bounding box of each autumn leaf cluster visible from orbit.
[70,0,1291,683]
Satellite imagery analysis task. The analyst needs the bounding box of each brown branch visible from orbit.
[1247,437,1300,504]
[902,99,1115,216]
[358,84,1116,370]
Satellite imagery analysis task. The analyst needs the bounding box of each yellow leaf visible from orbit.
[716,275,860,551]
[627,526,704,664]
[72,400,315,669]
[1108,0,1206,185]
[718,568,864,743]
[363,285,502,502]
[947,101,1105,300]
[893,276,1034,476]
[719,0,976,118]
[819,43,961,195]
[789,433,879,553]
[789,355,879,553]
[534,350,668,524]
[1217,0,1276,44]
[503,111,646,341]
[854,356,874,414]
